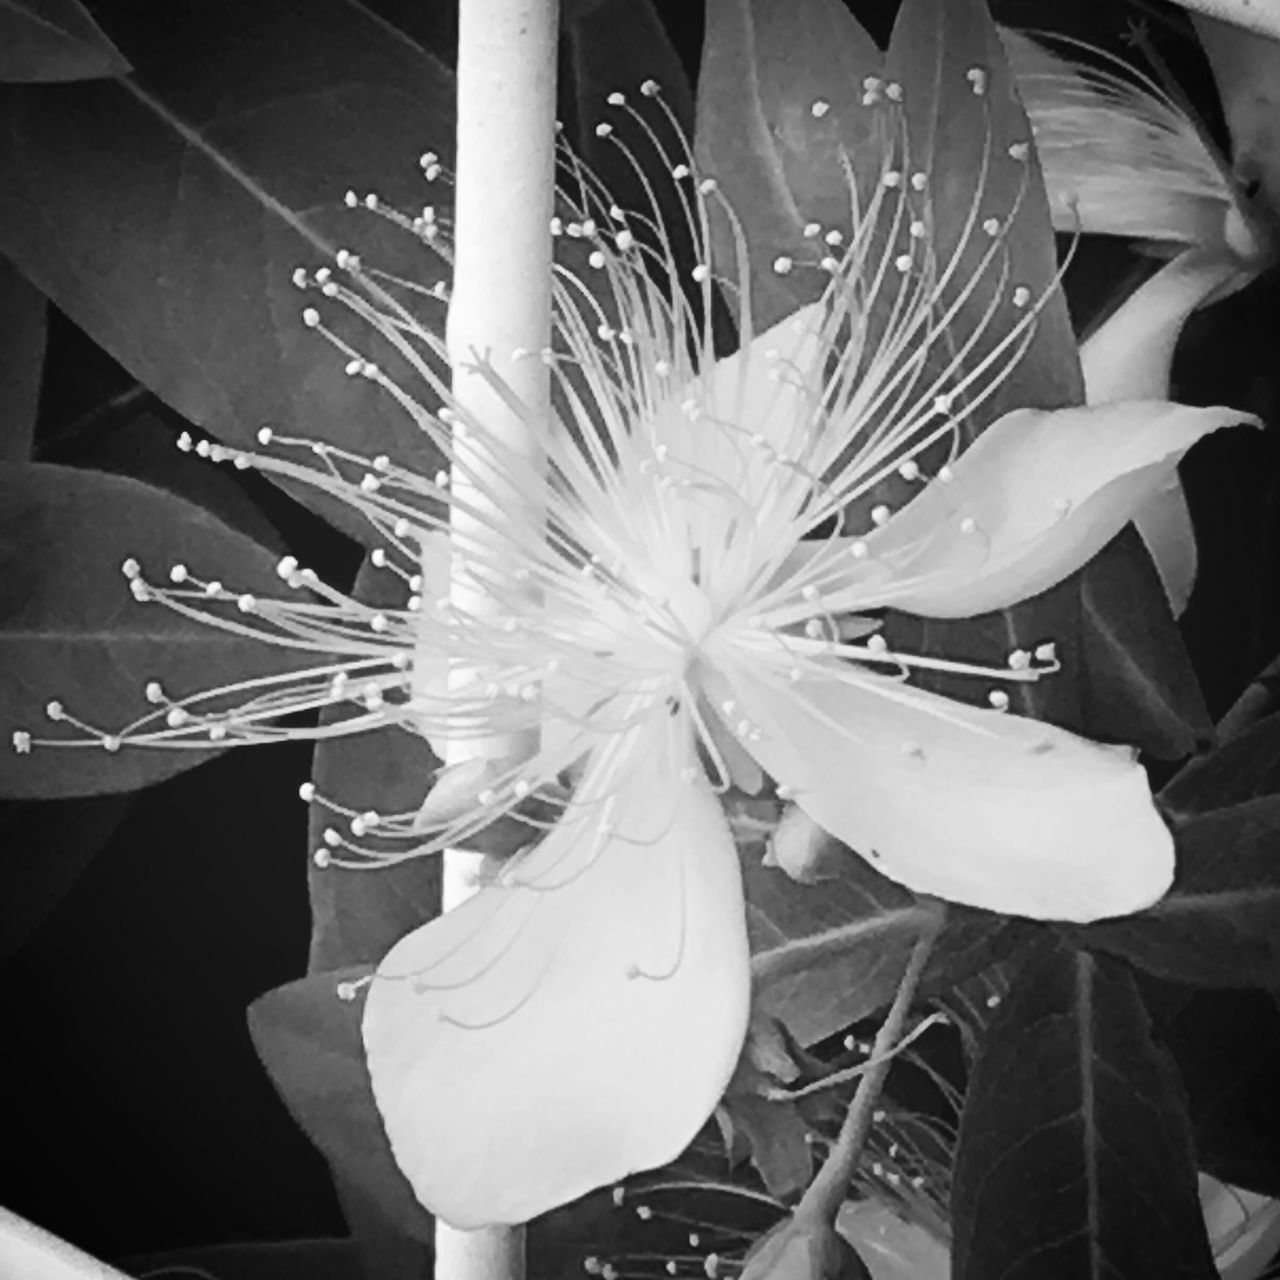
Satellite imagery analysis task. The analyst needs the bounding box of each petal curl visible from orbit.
[701,655,1172,921]
[362,720,750,1228]
[1082,250,1245,613]
[856,399,1252,618]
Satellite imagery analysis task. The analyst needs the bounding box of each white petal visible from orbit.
[1082,250,1244,613]
[857,399,1250,618]
[702,657,1172,921]
[362,721,750,1227]
[1002,27,1236,246]
[1082,251,1242,403]
[1200,1172,1280,1280]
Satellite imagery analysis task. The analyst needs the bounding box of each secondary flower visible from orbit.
[11,73,1249,1225]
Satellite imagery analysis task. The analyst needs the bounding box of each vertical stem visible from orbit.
[437,0,558,1277]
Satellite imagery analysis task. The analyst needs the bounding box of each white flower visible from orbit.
[13,80,1252,1229]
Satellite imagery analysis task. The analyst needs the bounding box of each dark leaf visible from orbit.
[696,0,882,326]
[0,462,312,797]
[952,938,1218,1280]
[305,556,438,973]
[247,968,435,1251]
[0,0,456,544]
[124,1239,364,1280]
[1215,649,1280,744]
[716,1088,814,1201]
[1077,797,1280,988]
[0,253,46,461]
[0,791,134,961]
[68,408,286,552]
[1159,987,1280,1198]
[745,837,1011,1046]
[1162,710,1280,817]
[0,0,129,83]
[1078,526,1212,760]
[881,0,1081,425]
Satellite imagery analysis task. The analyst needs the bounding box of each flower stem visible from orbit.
[435,0,558,1276]
[795,899,947,1229]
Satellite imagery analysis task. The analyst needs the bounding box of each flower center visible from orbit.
[663,576,715,650]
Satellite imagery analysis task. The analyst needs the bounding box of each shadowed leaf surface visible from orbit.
[952,937,1218,1280]
[0,791,134,961]
[0,463,314,797]
[0,0,456,544]
[0,0,129,83]
[0,253,46,461]
[1076,797,1280,987]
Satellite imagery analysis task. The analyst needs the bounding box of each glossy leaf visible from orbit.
[0,0,129,83]
[0,791,134,961]
[0,253,46,462]
[0,463,312,797]
[1076,797,1280,988]
[952,938,1218,1280]
[0,0,455,545]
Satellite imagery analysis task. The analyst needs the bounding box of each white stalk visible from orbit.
[1171,0,1280,41]
[437,0,558,1276]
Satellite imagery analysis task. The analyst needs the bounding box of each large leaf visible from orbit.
[1078,526,1213,760]
[0,462,312,796]
[247,966,435,1264]
[744,836,1013,1046]
[952,938,1218,1280]
[0,0,455,545]
[0,252,46,462]
[696,0,882,326]
[0,791,134,961]
[0,0,130,83]
[1076,797,1280,988]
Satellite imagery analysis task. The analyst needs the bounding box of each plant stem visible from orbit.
[436,0,558,1277]
[795,900,947,1228]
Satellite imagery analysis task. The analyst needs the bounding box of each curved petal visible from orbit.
[701,655,1172,921]
[1082,250,1245,614]
[362,719,751,1228]
[1200,1173,1280,1280]
[857,399,1252,618]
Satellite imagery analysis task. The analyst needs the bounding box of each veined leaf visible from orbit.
[1077,796,1280,988]
[952,938,1218,1280]
[0,0,456,545]
[0,0,130,83]
[0,463,314,797]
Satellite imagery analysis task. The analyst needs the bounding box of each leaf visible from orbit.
[696,0,882,326]
[1162,709,1280,817]
[1078,526,1213,760]
[1075,796,1280,988]
[67,409,287,552]
[305,555,438,973]
[0,253,46,462]
[1159,987,1280,1198]
[0,0,130,83]
[247,968,435,1250]
[744,841,1012,1046]
[0,0,456,544]
[0,791,134,961]
[0,462,313,797]
[952,938,1219,1280]
[880,0,1081,424]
